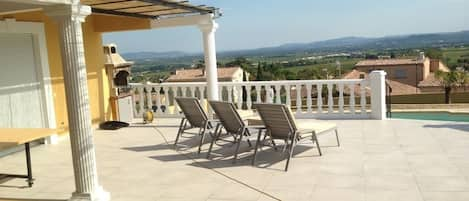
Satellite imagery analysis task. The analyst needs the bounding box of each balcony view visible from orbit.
[0,0,468,201]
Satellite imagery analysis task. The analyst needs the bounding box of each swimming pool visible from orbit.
[391,112,469,122]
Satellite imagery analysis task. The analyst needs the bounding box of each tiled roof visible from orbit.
[386,79,420,95]
[165,67,242,82]
[343,69,418,95]
[342,69,363,79]
[356,59,423,67]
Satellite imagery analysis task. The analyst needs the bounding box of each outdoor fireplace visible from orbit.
[104,44,133,91]
[103,44,134,122]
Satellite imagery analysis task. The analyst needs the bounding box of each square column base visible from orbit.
[70,186,110,201]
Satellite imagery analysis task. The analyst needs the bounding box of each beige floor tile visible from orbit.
[421,191,469,201]
[310,188,365,201]
[0,119,468,201]
[416,176,469,191]
[365,175,418,191]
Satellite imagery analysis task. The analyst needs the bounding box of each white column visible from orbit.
[198,19,219,101]
[46,4,109,201]
[370,70,387,120]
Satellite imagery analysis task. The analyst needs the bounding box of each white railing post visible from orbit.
[246,85,252,110]
[327,83,333,114]
[236,85,243,109]
[317,84,323,114]
[227,86,233,102]
[338,83,344,114]
[163,87,169,114]
[285,85,291,108]
[295,84,302,115]
[275,85,281,104]
[306,84,312,114]
[369,71,387,120]
[255,85,262,103]
[155,86,162,115]
[348,83,355,114]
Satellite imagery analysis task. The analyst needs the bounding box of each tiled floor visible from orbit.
[0,118,468,201]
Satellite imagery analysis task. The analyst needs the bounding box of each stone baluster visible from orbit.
[327,83,334,114]
[296,84,302,115]
[226,86,232,103]
[255,85,262,103]
[348,83,356,114]
[306,84,312,114]
[338,83,344,114]
[275,85,281,104]
[155,86,162,115]
[317,84,323,114]
[236,85,243,109]
[163,87,170,114]
[146,86,153,112]
[174,87,181,114]
[360,83,366,114]
[246,85,252,110]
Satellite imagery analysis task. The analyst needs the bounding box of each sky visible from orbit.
[103,0,469,54]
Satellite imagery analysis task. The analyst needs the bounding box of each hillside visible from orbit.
[122,30,469,60]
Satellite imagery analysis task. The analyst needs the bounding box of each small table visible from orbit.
[0,128,56,187]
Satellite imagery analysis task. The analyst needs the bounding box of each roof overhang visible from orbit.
[81,0,221,20]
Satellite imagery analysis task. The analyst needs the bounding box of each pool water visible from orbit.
[391,112,469,122]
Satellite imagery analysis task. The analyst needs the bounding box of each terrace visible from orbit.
[0,1,468,201]
[1,118,469,201]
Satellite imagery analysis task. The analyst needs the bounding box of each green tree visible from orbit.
[435,69,468,104]
[255,62,263,81]
[194,59,205,68]
[425,48,443,60]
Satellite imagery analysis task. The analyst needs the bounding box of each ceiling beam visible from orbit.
[114,1,188,11]
[91,7,155,19]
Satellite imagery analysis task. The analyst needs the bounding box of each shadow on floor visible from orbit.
[189,145,318,171]
[147,140,318,171]
[0,177,30,189]
[424,124,469,132]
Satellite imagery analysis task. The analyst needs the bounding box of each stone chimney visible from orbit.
[175,68,184,75]
[419,52,425,61]
[430,59,440,72]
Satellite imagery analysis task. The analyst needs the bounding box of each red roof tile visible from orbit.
[356,59,423,67]
[166,67,242,82]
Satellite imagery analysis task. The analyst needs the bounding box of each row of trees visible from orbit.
[223,57,335,81]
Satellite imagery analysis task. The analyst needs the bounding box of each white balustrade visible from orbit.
[306,84,312,114]
[126,74,386,119]
[327,83,333,114]
[317,84,323,114]
[295,84,302,115]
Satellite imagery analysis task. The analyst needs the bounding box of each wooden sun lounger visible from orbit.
[0,128,56,187]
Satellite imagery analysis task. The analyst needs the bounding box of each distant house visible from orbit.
[165,66,248,101]
[165,66,247,82]
[344,53,452,95]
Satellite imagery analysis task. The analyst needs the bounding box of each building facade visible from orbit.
[344,53,451,95]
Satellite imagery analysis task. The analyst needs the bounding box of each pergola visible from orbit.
[79,0,222,102]
[1,0,221,200]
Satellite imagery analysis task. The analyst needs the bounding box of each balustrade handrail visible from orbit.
[128,79,366,87]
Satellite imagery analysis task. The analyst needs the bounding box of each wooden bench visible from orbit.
[0,128,56,187]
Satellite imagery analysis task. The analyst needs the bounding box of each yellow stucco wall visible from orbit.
[0,11,129,134]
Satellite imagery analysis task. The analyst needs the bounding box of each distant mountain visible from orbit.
[123,30,469,60]
[221,30,469,57]
[122,51,192,60]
